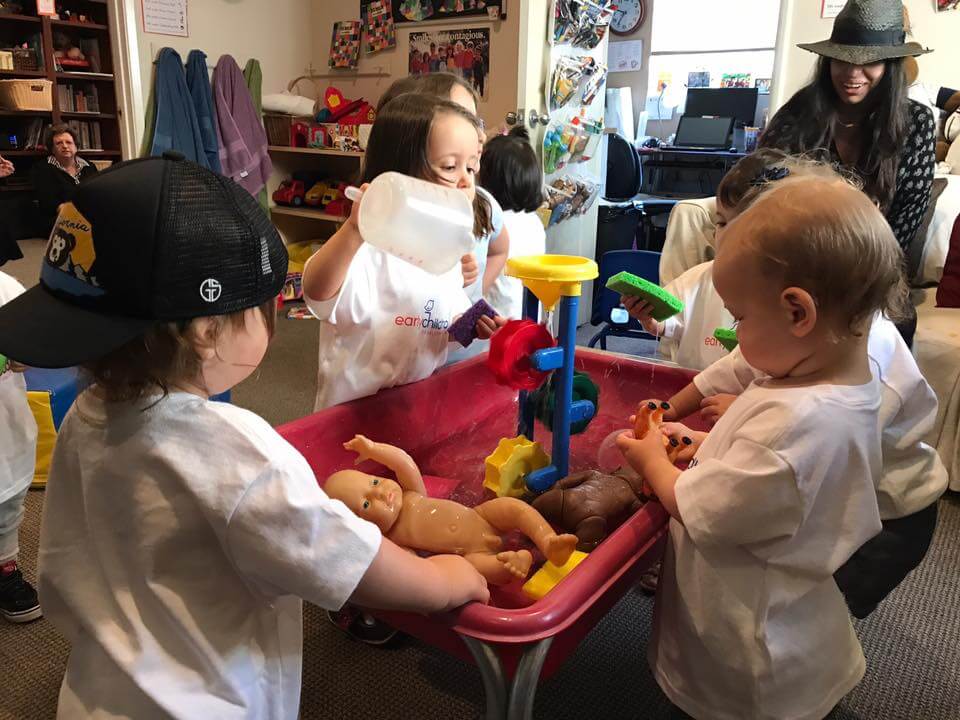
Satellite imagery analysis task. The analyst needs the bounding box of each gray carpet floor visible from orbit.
[2,239,959,719]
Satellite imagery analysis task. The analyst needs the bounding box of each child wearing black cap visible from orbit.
[0,154,488,719]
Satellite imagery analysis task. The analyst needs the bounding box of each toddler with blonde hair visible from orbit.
[618,173,908,719]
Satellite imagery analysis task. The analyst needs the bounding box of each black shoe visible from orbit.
[326,607,398,646]
[0,564,43,624]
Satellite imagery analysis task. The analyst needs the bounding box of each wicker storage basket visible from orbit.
[0,79,53,111]
[0,79,53,110]
[11,47,38,71]
[264,113,312,147]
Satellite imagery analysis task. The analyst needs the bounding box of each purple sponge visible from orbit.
[448,299,497,347]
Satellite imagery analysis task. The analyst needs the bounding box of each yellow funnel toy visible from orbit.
[506,255,598,311]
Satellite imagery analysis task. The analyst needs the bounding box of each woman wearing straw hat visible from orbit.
[761,0,936,264]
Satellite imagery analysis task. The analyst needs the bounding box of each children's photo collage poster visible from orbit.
[408,28,490,98]
[392,0,503,23]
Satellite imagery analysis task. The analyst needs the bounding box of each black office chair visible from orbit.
[588,249,663,350]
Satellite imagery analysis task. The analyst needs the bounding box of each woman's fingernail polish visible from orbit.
[661,401,671,409]
[670,438,679,447]
[682,437,693,445]
[647,401,658,410]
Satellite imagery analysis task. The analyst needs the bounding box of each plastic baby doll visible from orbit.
[327,435,579,585]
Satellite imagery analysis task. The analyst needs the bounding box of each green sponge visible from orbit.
[605,272,683,321]
[0,354,6,375]
[713,327,739,351]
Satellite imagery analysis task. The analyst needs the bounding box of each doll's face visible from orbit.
[326,471,403,532]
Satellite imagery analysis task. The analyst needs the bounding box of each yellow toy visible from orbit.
[484,435,550,498]
[522,550,589,600]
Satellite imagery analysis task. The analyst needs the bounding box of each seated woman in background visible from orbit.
[30,124,98,234]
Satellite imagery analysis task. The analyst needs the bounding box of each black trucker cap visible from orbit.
[0,152,287,368]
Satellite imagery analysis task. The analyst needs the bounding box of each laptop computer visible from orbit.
[669,115,735,151]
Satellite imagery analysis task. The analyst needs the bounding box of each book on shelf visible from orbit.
[79,39,101,74]
[65,119,102,150]
[57,83,100,114]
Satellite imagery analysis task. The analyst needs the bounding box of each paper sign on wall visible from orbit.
[143,0,189,38]
[821,0,845,18]
[609,39,643,73]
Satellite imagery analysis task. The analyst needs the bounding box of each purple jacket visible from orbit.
[212,54,271,196]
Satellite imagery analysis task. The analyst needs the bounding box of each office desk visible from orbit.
[639,147,746,199]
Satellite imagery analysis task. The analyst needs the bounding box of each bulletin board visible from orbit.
[388,0,504,24]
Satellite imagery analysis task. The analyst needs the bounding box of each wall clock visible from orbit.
[610,0,645,36]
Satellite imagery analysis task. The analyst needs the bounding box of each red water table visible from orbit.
[277,349,703,720]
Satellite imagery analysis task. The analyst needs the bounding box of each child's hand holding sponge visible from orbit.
[606,272,683,336]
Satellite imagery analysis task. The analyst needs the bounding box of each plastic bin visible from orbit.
[277,350,705,719]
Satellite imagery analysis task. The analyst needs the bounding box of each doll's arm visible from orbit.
[344,435,426,495]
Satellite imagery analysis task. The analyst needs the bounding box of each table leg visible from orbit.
[506,637,553,720]
[461,635,508,720]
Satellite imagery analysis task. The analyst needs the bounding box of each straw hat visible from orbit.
[798,0,931,65]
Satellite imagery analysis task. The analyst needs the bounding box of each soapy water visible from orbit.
[404,354,703,507]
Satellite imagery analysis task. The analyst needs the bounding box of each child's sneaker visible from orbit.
[326,606,398,646]
[0,561,42,623]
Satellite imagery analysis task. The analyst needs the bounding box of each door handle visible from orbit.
[528,110,550,128]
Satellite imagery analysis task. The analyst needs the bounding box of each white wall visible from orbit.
[310,1,519,131]
[131,0,313,148]
[772,0,960,113]
[606,0,656,127]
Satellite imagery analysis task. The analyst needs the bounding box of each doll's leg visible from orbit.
[474,498,577,566]
[465,550,533,585]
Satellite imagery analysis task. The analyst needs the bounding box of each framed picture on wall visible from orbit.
[390,0,504,24]
[408,27,490,98]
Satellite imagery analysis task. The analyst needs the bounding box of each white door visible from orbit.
[514,1,608,325]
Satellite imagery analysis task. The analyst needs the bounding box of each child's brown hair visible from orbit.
[362,93,492,239]
[717,148,860,218]
[375,72,480,114]
[83,300,276,403]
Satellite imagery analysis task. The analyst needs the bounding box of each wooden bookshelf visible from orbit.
[0,2,123,212]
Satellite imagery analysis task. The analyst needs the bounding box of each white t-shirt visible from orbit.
[0,271,37,505]
[693,316,948,519]
[306,242,471,410]
[659,260,732,371]
[486,209,546,320]
[652,379,883,720]
[39,391,381,720]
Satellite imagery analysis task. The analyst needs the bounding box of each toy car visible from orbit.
[323,184,350,218]
[305,181,331,208]
[273,180,306,207]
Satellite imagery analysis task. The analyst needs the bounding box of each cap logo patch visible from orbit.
[45,203,97,285]
[200,278,222,303]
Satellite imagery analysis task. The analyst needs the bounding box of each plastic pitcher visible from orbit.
[345,172,476,275]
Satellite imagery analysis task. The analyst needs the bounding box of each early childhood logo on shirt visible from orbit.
[394,299,450,334]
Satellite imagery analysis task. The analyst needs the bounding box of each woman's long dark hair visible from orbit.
[759,57,909,212]
[361,92,492,239]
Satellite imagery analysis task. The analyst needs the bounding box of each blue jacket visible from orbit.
[148,48,208,167]
[186,50,221,173]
